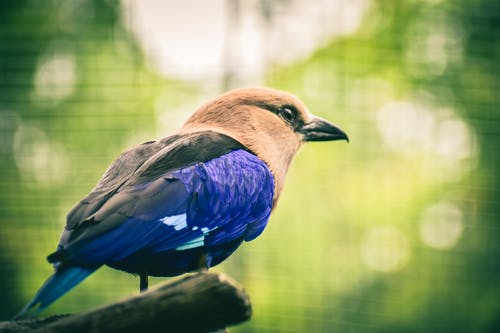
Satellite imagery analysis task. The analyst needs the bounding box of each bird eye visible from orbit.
[279,107,296,123]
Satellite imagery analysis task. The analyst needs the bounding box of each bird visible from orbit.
[16,87,348,318]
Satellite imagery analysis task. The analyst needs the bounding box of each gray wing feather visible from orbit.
[66,135,181,230]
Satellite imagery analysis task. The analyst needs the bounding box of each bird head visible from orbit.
[181,87,348,199]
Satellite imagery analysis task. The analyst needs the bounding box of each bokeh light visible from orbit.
[419,201,464,250]
[13,125,69,185]
[376,101,436,154]
[404,11,464,79]
[1,1,499,332]
[361,225,411,273]
[34,53,77,104]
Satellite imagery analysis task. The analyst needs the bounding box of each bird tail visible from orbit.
[14,266,97,319]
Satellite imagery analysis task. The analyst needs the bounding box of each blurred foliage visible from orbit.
[230,1,500,332]
[0,0,499,333]
[0,0,195,318]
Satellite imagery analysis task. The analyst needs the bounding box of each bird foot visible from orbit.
[140,273,148,292]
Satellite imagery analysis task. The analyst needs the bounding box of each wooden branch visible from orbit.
[2,272,251,333]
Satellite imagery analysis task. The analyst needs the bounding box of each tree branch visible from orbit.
[2,272,251,333]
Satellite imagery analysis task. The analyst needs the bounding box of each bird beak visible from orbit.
[301,116,349,142]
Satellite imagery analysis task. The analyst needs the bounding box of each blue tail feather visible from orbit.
[15,266,97,319]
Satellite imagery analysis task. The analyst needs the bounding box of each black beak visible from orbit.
[301,116,349,142]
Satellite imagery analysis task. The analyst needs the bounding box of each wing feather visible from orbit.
[66,131,249,230]
[49,133,273,275]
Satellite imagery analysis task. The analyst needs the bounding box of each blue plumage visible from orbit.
[73,149,274,274]
[15,267,96,318]
[18,147,274,316]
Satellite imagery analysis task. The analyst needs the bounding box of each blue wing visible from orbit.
[17,133,275,317]
[50,149,274,276]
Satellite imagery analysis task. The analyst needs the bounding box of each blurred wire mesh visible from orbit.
[1,0,499,332]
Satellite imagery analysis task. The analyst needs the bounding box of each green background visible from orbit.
[1,1,499,332]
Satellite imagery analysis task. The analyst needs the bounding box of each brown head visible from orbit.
[180,87,348,201]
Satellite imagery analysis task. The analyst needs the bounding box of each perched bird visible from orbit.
[17,87,348,317]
